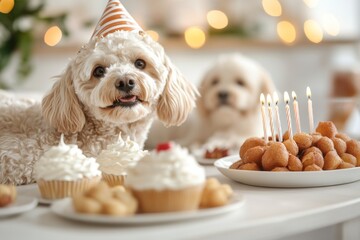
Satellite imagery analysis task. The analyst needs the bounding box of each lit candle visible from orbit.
[267,94,276,141]
[260,93,268,143]
[284,92,293,139]
[292,91,302,133]
[273,92,283,142]
[307,87,314,133]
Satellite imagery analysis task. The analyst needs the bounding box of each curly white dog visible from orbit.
[0,31,197,185]
[147,53,274,152]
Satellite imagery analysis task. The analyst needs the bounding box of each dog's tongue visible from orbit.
[119,95,136,103]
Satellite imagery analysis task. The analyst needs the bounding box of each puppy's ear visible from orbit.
[42,66,86,133]
[260,70,275,95]
[196,75,210,119]
[157,56,199,127]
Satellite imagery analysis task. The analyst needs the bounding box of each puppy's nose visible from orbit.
[115,78,135,93]
[218,91,229,101]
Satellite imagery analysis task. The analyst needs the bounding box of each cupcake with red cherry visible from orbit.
[126,142,205,213]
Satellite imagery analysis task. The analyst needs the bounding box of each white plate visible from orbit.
[0,196,38,217]
[215,155,360,188]
[50,195,245,224]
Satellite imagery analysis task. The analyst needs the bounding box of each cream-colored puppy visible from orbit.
[196,54,274,150]
[0,31,197,185]
[146,53,273,151]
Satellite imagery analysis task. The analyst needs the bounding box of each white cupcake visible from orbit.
[127,142,205,213]
[96,133,147,186]
[34,135,101,200]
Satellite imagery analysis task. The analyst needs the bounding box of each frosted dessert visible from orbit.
[127,142,205,213]
[97,133,147,186]
[34,135,101,199]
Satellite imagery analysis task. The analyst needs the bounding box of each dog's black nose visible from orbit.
[115,79,135,93]
[218,91,229,101]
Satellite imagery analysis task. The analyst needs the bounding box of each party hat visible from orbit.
[91,0,143,39]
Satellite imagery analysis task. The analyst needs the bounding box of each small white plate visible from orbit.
[215,155,360,188]
[50,195,245,224]
[0,196,38,217]
[192,149,228,165]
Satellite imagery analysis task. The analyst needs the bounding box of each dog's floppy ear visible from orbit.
[196,74,210,119]
[157,56,199,127]
[42,65,86,133]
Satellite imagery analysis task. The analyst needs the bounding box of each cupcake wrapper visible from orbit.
[101,173,126,187]
[132,185,204,213]
[37,176,101,200]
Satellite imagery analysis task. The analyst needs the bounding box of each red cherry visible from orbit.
[156,142,172,152]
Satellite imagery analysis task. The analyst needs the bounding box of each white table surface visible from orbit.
[2,166,360,240]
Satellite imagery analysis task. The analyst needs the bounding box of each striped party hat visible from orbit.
[91,0,143,39]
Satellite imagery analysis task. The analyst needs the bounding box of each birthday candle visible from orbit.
[292,91,301,133]
[260,93,268,143]
[273,92,283,142]
[307,87,314,133]
[284,92,293,139]
[267,94,276,141]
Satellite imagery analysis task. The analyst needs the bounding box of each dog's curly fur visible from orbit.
[0,31,198,185]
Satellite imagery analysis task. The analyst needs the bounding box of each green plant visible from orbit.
[0,0,68,89]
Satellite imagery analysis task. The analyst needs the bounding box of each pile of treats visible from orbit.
[231,121,360,171]
[73,178,233,216]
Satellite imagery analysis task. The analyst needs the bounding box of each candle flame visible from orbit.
[284,91,290,104]
[260,93,265,105]
[273,92,279,105]
[267,94,272,106]
[291,91,297,100]
[306,86,311,99]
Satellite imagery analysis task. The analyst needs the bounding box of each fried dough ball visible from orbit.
[354,154,360,167]
[331,137,347,155]
[243,146,267,165]
[72,196,102,214]
[283,139,299,156]
[112,190,138,215]
[0,184,16,207]
[229,160,243,169]
[102,200,128,216]
[288,154,303,171]
[200,178,233,208]
[293,133,312,151]
[323,151,342,170]
[337,162,355,169]
[304,164,322,171]
[302,146,322,157]
[239,163,260,171]
[316,121,338,138]
[340,153,357,165]
[346,139,360,156]
[85,181,112,204]
[239,137,266,159]
[301,152,324,169]
[315,137,335,155]
[272,167,289,172]
[283,131,290,141]
[311,133,322,145]
[261,142,289,171]
[335,133,351,142]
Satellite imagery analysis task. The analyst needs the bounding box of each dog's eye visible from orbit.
[93,66,106,78]
[134,59,146,69]
[211,78,219,86]
[236,79,245,87]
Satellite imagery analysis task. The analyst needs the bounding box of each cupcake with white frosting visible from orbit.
[34,135,101,200]
[96,133,147,186]
[127,142,205,213]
